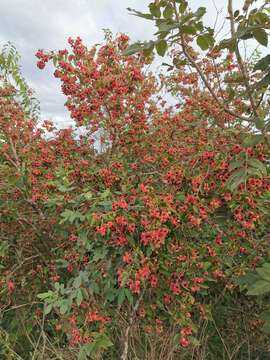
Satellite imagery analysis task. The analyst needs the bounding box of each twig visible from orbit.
[172,1,255,124]
[32,305,46,360]
[2,301,42,313]
[227,0,258,120]
[7,135,21,170]
[25,199,46,220]
[212,318,232,359]
[121,290,145,360]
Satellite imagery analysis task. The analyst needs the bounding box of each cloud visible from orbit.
[0,0,157,127]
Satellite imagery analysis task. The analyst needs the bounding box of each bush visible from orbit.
[0,10,270,360]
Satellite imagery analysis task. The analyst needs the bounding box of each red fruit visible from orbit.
[37,60,45,69]
[7,280,15,293]
[180,337,190,347]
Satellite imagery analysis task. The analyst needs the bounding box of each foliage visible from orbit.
[125,0,270,137]
[0,42,40,119]
[0,3,270,359]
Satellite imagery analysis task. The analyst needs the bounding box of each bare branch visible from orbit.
[172,1,255,123]
[227,0,259,119]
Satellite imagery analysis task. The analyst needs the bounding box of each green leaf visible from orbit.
[76,289,83,306]
[260,311,270,334]
[146,246,153,257]
[190,336,200,346]
[0,241,9,257]
[179,1,188,14]
[260,310,270,323]
[218,38,237,52]
[173,57,187,68]
[240,32,253,40]
[156,22,179,33]
[82,288,90,300]
[89,282,100,294]
[84,191,92,200]
[229,160,244,171]
[243,134,263,147]
[195,21,204,32]
[159,0,167,6]
[262,263,270,271]
[163,4,174,19]
[44,303,53,315]
[197,34,214,51]
[176,192,186,201]
[60,209,77,224]
[105,289,116,302]
[124,288,134,305]
[155,39,168,56]
[262,321,270,335]
[143,41,155,57]
[122,42,143,56]
[74,274,82,288]
[78,347,87,360]
[256,267,270,282]
[100,188,110,199]
[248,158,267,176]
[182,25,197,35]
[57,184,75,193]
[93,248,108,262]
[127,8,153,20]
[253,55,270,72]
[173,333,180,346]
[194,7,206,18]
[149,3,161,18]
[37,291,54,300]
[255,117,265,130]
[236,272,260,287]
[255,71,270,89]
[59,300,69,314]
[98,200,112,212]
[247,167,263,178]
[253,29,268,47]
[247,280,270,295]
[95,333,113,351]
[117,288,126,305]
[255,11,269,24]
[78,343,95,360]
[227,169,246,191]
[157,300,165,311]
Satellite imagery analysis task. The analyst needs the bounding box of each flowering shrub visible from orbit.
[0,30,270,359]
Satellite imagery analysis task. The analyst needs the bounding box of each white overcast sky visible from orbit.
[0,0,250,127]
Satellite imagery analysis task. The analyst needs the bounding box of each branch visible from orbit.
[172,1,255,124]
[25,199,46,220]
[1,129,21,170]
[121,290,145,360]
[227,0,259,119]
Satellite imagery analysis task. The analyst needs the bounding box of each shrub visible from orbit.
[0,15,270,360]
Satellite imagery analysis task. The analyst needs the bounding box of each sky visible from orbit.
[0,0,239,128]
